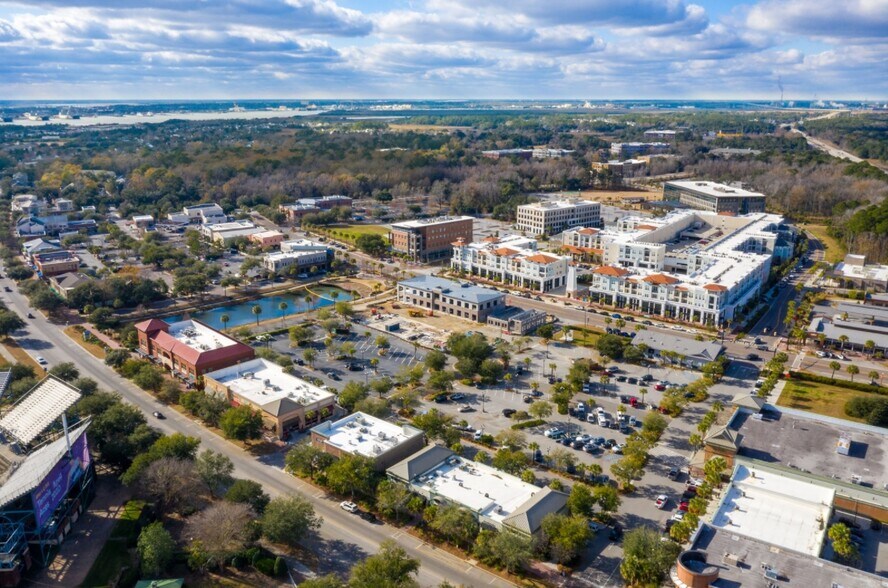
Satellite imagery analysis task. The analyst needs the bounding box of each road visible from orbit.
[0,277,513,588]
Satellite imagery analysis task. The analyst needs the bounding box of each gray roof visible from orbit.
[835,301,888,325]
[262,397,301,417]
[487,306,545,321]
[807,316,888,350]
[399,276,504,305]
[631,330,724,361]
[731,392,766,411]
[386,444,453,482]
[501,486,568,535]
[0,371,10,399]
[54,273,92,289]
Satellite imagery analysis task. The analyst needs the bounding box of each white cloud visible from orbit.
[746,0,888,41]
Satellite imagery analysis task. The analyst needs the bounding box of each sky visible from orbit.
[0,0,885,100]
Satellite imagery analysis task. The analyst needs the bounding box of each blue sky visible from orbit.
[0,0,885,100]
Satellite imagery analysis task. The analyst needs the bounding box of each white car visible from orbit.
[340,501,358,513]
[588,520,605,532]
[36,356,47,365]
[544,427,564,438]
[655,494,669,509]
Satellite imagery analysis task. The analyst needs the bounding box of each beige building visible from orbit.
[516,199,601,236]
[389,216,473,262]
[310,412,425,471]
[397,275,506,323]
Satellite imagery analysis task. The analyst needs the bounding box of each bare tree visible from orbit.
[139,457,206,515]
[186,502,257,571]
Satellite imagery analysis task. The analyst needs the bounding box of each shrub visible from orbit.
[789,371,885,395]
[254,557,277,576]
[510,418,546,430]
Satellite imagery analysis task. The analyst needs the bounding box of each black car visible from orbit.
[609,524,623,542]
[560,436,575,446]
[627,377,638,385]
[433,394,449,403]
[616,375,627,382]
[641,374,654,382]
[327,372,340,381]
[745,353,761,361]
[347,363,364,371]
[641,320,653,326]
[523,395,534,404]
[360,511,381,524]
[620,395,631,403]
[530,390,544,397]
[502,408,517,418]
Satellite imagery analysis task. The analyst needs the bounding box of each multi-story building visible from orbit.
[590,159,647,180]
[389,216,473,262]
[204,358,335,438]
[298,195,353,210]
[279,203,321,223]
[33,250,80,277]
[582,210,791,326]
[609,142,670,157]
[643,129,677,139]
[516,199,601,236]
[249,230,285,249]
[486,306,548,335]
[831,253,888,292]
[387,445,568,537]
[481,148,533,160]
[263,239,332,273]
[663,180,766,214]
[200,220,262,246]
[134,318,255,380]
[181,203,227,225]
[450,234,571,292]
[397,275,506,323]
[310,412,425,471]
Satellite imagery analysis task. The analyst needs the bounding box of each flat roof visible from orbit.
[518,199,599,211]
[166,319,240,353]
[204,358,334,412]
[666,180,765,198]
[313,412,422,459]
[807,316,888,349]
[711,464,832,556]
[631,330,723,361]
[732,407,888,488]
[412,454,543,524]
[0,376,81,445]
[690,524,887,588]
[835,301,888,324]
[835,259,888,283]
[399,275,504,305]
[390,215,474,229]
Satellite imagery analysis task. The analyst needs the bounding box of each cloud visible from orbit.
[746,0,888,41]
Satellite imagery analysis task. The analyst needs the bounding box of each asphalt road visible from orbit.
[0,274,513,588]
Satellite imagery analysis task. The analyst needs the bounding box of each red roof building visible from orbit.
[135,318,255,379]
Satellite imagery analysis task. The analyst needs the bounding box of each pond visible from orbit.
[168,285,353,330]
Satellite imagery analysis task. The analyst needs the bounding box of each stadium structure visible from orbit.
[0,376,93,587]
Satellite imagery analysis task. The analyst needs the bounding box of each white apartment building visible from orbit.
[451,234,571,292]
[516,199,601,236]
[573,211,792,326]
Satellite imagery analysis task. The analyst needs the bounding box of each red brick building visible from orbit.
[135,318,254,380]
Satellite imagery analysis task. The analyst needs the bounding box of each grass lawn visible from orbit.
[1,337,41,370]
[65,326,108,359]
[776,379,871,422]
[321,224,389,245]
[558,327,602,348]
[81,500,146,588]
[800,223,846,264]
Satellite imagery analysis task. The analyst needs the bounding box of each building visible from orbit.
[397,275,506,323]
[131,214,155,230]
[485,306,547,335]
[53,199,74,212]
[481,148,533,160]
[249,230,285,249]
[134,318,255,380]
[584,210,791,326]
[200,220,262,246]
[807,306,888,354]
[643,129,677,139]
[48,273,93,300]
[450,234,572,292]
[0,377,94,586]
[561,227,604,261]
[10,194,47,215]
[21,238,61,259]
[389,216,474,262]
[15,215,68,237]
[310,412,425,471]
[630,330,724,369]
[515,199,601,236]
[832,254,888,292]
[387,445,568,536]
[590,159,647,180]
[609,142,670,157]
[298,195,353,210]
[869,292,888,307]
[204,359,335,438]
[33,250,80,277]
[182,203,227,225]
[279,203,321,223]
[532,147,575,159]
[663,180,766,214]
[263,239,332,273]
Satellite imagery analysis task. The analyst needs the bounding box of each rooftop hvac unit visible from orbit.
[377,431,387,439]
[243,372,254,379]
[723,553,744,566]
[763,567,779,581]
[264,379,271,387]
[359,427,368,433]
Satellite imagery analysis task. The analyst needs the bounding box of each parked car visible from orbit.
[654,383,666,391]
[544,427,564,438]
[450,393,465,401]
[523,395,533,404]
[502,408,517,418]
[473,429,484,441]
[340,501,358,513]
[588,520,605,532]
[667,467,680,480]
[746,353,761,361]
[458,404,473,413]
[609,524,623,542]
[679,501,689,512]
[655,495,669,509]
[152,411,165,419]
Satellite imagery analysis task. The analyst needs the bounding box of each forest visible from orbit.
[2,109,887,260]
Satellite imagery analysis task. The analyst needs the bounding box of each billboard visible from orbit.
[31,432,91,528]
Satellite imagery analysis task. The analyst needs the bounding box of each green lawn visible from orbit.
[800,223,846,264]
[80,500,146,588]
[321,224,389,245]
[559,327,602,348]
[776,379,870,422]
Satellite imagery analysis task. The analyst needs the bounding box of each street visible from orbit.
[0,275,514,588]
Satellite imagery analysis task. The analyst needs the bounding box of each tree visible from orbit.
[133,364,165,392]
[0,310,25,338]
[122,433,200,485]
[427,370,454,393]
[536,323,555,339]
[251,304,263,326]
[391,388,420,413]
[597,333,626,360]
[847,364,860,382]
[430,503,479,549]
[829,360,841,378]
[104,348,131,368]
[869,369,880,383]
[839,334,849,350]
[285,442,335,479]
[355,233,388,257]
[828,522,859,561]
[261,495,322,546]
[704,456,728,486]
[375,479,414,522]
[540,513,591,564]
[611,458,644,490]
[864,339,876,356]
[620,527,682,586]
[549,447,576,472]
[425,349,447,372]
[290,324,314,346]
[137,522,176,577]
[195,449,234,497]
[89,307,119,330]
[220,313,231,331]
[370,376,394,398]
[494,429,526,450]
[528,400,553,420]
[279,301,289,325]
[325,455,378,499]
[567,483,596,517]
[219,405,264,442]
[491,448,528,474]
[412,409,454,442]
[186,502,257,571]
[225,479,271,514]
[338,381,370,410]
[348,540,419,588]
[299,575,346,588]
[138,457,205,515]
[593,484,621,513]
[49,361,79,382]
[303,348,317,367]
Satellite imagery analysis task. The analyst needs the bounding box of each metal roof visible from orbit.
[0,376,81,445]
[398,276,504,305]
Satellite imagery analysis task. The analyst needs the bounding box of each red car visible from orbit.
[628,396,639,407]
[655,495,668,509]
[654,383,666,391]
[679,501,689,512]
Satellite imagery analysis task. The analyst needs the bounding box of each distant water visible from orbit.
[1,109,327,127]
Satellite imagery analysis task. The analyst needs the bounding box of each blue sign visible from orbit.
[31,433,91,528]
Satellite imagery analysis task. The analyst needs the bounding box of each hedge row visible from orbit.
[511,419,547,430]
[788,371,886,395]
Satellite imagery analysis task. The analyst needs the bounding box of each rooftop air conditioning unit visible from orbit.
[243,372,254,379]
[378,431,387,439]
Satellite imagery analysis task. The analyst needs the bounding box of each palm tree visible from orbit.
[251,304,262,326]
[639,387,648,407]
[278,301,288,326]
[549,362,556,377]
[829,361,841,379]
[220,313,230,331]
[864,340,875,356]
[304,293,314,319]
[869,370,880,384]
[847,364,860,382]
[839,335,849,350]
